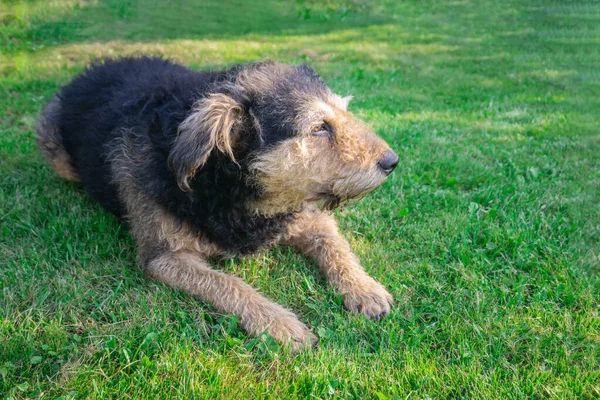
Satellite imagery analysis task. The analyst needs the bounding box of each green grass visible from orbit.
[1,0,599,398]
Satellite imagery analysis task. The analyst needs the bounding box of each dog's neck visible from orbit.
[176,156,296,255]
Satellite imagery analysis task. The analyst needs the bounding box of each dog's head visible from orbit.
[169,61,398,215]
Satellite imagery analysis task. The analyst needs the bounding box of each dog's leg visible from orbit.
[143,250,317,351]
[283,209,393,319]
[123,195,316,351]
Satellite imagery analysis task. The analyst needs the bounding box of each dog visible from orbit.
[35,57,399,351]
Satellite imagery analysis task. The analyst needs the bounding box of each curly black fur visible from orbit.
[54,57,328,254]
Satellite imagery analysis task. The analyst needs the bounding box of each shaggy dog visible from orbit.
[36,57,399,351]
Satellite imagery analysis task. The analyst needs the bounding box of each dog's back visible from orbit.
[36,57,222,216]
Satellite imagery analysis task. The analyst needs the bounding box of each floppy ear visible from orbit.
[169,93,243,191]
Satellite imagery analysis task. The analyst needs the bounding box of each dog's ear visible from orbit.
[169,92,245,191]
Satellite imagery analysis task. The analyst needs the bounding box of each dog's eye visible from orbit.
[312,122,330,137]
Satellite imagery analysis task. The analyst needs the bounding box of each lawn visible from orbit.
[1,0,599,398]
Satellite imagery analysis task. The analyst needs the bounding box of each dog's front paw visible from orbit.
[343,279,393,320]
[266,315,318,352]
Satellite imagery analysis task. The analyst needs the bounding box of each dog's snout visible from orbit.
[378,151,399,174]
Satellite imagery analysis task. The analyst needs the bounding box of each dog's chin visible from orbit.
[321,193,342,210]
[311,187,375,211]
[306,192,340,210]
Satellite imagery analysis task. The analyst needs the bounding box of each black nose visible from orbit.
[378,151,399,174]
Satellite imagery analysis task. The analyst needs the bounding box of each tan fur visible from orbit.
[248,98,390,216]
[35,96,80,182]
[281,208,393,318]
[147,252,316,351]
[110,137,317,351]
[171,93,243,191]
